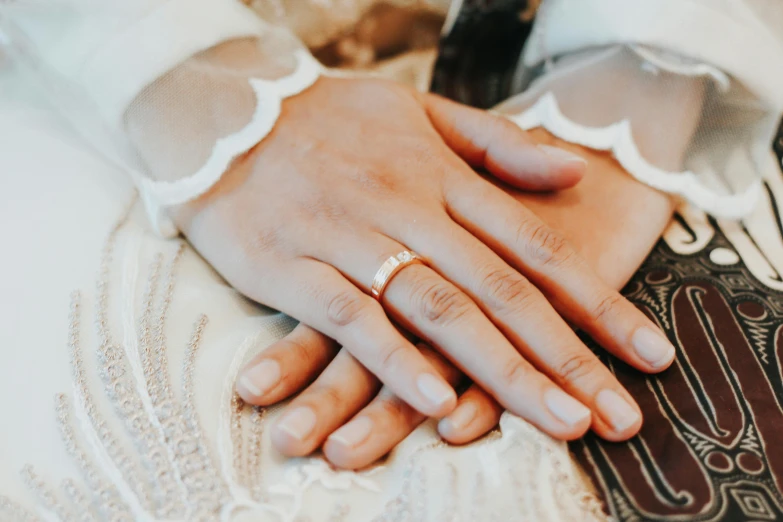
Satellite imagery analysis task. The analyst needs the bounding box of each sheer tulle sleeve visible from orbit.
[497,0,783,220]
[0,0,450,236]
[1,0,273,127]
[124,35,323,236]
[0,0,325,236]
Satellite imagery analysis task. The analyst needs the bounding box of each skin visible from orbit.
[168,75,676,461]
[238,130,675,469]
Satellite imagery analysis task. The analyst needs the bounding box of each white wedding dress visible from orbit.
[1,1,782,521]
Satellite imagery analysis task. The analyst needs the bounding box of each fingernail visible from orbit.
[596,389,640,432]
[633,327,675,369]
[538,145,588,166]
[416,373,455,410]
[440,401,478,433]
[328,416,373,448]
[237,359,281,398]
[276,407,316,441]
[544,388,591,427]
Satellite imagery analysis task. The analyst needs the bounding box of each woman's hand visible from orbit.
[239,322,502,469]
[178,75,675,445]
[236,129,677,469]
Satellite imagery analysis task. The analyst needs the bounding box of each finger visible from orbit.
[387,265,594,439]
[269,258,458,417]
[389,208,641,439]
[317,232,593,440]
[445,173,677,376]
[324,343,463,469]
[422,92,586,191]
[236,323,339,405]
[270,349,380,457]
[437,384,503,445]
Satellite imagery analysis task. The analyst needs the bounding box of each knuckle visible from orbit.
[479,267,534,310]
[520,222,573,268]
[284,336,321,370]
[413,279,473,327]
[379,343,408,375]
[553,352,601,384]
[590,293,624,324]
[375,397,412,423]
[499,359,531,389]
[325,291,370,328]
[309,384,344,411]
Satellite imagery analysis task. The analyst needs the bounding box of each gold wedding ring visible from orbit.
[371,251,425,300]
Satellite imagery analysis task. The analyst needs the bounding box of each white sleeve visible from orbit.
[524,0,783,112]
[0,1,324,237]
[2,0,271,128]
[497,0,783,220]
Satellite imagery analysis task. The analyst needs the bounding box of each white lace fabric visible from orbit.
[523,0,783,113]
[125,35,324,237]
[499,45,767,220]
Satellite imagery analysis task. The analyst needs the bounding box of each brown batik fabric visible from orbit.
[577,213,783,521]
[580,120,783,522]
[433,5,783,520]
[572,113,783,522]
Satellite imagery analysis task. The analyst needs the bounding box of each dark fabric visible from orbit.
[430,0,533,109]
[575,116,783,522]
[578,119,783,520]
[577,226,783,521]
[432,5,783,519]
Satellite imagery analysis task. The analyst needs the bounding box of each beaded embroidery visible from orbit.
[2,202,608,522]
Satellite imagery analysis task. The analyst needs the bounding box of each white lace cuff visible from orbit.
[132,49,324,237]
[501,45,764,219]
[524,0,783,113]
[0,3,329,238]
[124,35,327,237]
[510,92,761,219]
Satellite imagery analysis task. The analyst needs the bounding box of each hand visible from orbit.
[178,75,675,445]
[236,130,676,469]
[504,129,676,290]
[239,322,502,469]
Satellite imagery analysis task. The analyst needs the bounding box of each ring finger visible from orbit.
[314,231,593,439]
[268,257,459,418]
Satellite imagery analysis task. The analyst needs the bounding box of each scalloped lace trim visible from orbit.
[510,92,762,220]
[136,49,324,238]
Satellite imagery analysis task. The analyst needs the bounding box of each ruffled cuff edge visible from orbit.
[509,92,762,220]
[135,50,324,238]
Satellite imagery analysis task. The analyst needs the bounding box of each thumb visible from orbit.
[422,92,586,191]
